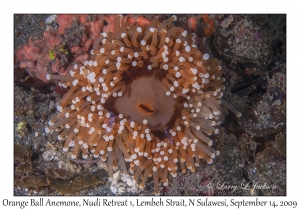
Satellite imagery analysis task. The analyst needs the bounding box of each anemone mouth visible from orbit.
[138,102,155,115]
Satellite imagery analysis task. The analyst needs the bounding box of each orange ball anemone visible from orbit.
[45,15,241,195]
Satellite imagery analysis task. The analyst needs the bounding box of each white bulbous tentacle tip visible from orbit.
[46,74,51,80]
[44,127,50,133]
[203,53,210,60]
[172,15,177,21]
[214,129,219,134]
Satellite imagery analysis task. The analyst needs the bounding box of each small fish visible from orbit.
[164,127,174,144]
[106,112,116,133]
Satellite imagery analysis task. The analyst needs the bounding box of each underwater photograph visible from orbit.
[14,14,286,196]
